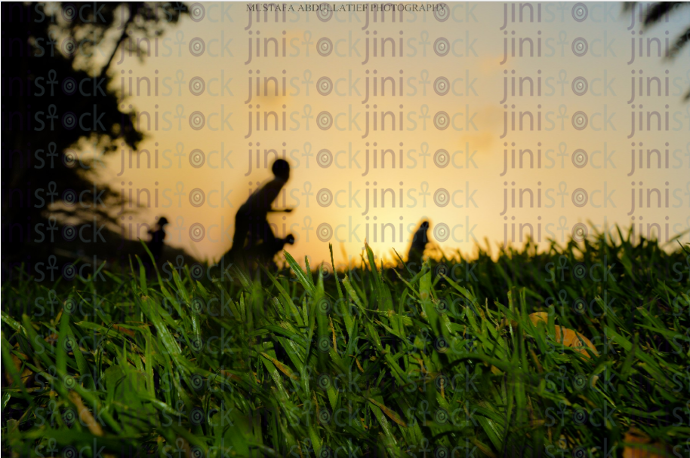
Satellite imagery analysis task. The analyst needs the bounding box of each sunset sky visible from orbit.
[90,2,690,267]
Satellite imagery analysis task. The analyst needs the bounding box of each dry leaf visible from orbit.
[622,428,670,458]
[260,352,299,380]
[329,316,337,353]
[8,353,33,387]
[490,365,503,375]
[528,312,550,326]
[112,324,135,337]
[501,311,551,328]
[552,325,598,359]
[501,312,597,359]
[367,397,407,427]
[355,357,364,373]
[44,333,59,345]
[68,391,103,436]
[220,370,242,382]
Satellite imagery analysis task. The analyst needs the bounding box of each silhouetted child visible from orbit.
[407,220,429,267]
[147,216,169,263]
[225,159,292,264]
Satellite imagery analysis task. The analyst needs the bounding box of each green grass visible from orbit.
[2,226,690,458]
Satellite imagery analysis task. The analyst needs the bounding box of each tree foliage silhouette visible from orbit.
[2,2,188,270]
[624,2,690,99]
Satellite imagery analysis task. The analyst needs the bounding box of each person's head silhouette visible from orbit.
[272,159,290,181]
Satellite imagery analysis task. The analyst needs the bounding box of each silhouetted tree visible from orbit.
[2,2,187,276]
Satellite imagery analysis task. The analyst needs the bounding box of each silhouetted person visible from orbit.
[224,159,293,265]
[407,221,429,267]
[147,217,169,262]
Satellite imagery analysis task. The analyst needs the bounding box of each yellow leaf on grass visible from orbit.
[367,398,407,427]
[261,352,299,380]
[502,311,550,328]
[527,312,550,326]
[112,324,135,337]
[68,391,103,436]
[501,312,597,359]
[552,325,597,359]
[622,428,670,458]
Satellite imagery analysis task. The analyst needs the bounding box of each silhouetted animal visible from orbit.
[407,221,429,267]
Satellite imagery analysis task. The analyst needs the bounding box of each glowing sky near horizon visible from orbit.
[92,2,690,266]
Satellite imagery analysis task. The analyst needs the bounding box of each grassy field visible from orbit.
[2,227,690,458]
